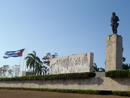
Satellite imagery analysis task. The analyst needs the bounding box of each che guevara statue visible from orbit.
[111,12,119,34]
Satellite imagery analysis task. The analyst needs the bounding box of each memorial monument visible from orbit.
[105,12,122,71]
[49,52,93,74]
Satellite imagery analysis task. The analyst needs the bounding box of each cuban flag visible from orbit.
[3,48,25,59]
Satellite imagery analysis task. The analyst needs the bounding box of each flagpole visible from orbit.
[19,55,21,77]
[22,48,26,76]
[19,56,21,67]
[25,47,28,72]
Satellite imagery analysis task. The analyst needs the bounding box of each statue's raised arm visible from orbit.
[111,12,119,34]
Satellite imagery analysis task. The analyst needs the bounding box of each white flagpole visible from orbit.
[19,56,21,67]
[19,53,22,77]
[22,48,26,75]
[25,47,28,72]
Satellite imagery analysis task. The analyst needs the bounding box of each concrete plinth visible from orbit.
[105,34,122,71]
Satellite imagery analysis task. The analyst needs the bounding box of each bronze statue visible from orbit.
[111,12,119,34]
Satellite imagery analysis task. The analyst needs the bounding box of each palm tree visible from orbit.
[93,63,99,72]
[122,47,130,70]
[122,57,126,62]
[25,51,42,74]
[99,68,105,72]
[123,63,130,70]
[93,63,105,72]
[35,62,46,75]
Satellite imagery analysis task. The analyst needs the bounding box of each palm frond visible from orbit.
[27,53,35,59]
[25,56,33,60]
[122,57,126,62]
[32,51,36,57]
[99,68,105,72]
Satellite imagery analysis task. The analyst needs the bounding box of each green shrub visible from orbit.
[0,72,96,81]
[112,91,130,97]
[0,87,100,94]
[105,70,130,78]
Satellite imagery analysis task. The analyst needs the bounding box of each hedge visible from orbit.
[1,87,130,97]
[112,91,130,97]
[0,87,100,94]
[105,70,130,78]
[0,72,96,81]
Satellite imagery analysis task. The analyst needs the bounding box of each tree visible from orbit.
[42,53,58,66]
[8,69,13,77]
[122,47,130,70]
[93,63,99,72]
[122,56,130,70]
[35,61,42,75]
[99,68,105,72]
[0,67,3,77]
[8,65,21,77]
[25,51,42,74]
[123,63,130,70]
[42,53,58,74]
[14,65,20,77]
[93,63,105,72]
[0,65,21,78]
[34,62,46,75]
[2,65,9,77]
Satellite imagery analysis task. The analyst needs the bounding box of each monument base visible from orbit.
[105,34,122,71]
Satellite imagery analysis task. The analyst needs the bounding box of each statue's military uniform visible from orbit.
[111,12,119,34]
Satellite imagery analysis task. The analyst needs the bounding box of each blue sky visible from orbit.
[0,0,130,72]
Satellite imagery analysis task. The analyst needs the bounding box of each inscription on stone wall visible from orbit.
[49,52,93,74]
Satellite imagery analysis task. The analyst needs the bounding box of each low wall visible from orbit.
[0,77,130,91]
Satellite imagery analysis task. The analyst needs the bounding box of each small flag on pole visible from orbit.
[3,48,25,59]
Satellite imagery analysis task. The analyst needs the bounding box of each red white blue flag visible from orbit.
[3,49,25,59]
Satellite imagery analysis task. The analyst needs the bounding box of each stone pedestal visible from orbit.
[105,34,122,71]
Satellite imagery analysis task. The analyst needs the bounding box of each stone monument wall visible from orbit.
[49,52,93,74]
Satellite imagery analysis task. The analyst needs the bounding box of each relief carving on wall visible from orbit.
[50,53,89,74]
